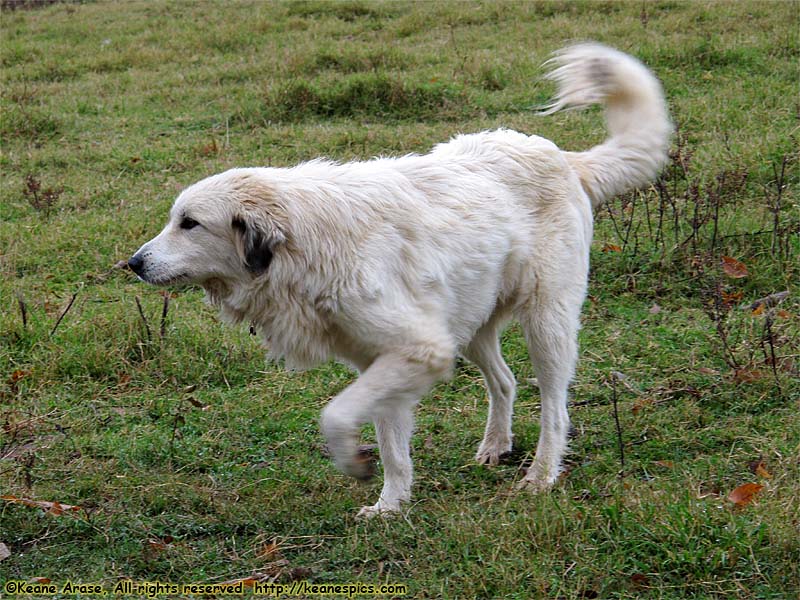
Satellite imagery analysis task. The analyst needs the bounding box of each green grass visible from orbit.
[1,1,798,598]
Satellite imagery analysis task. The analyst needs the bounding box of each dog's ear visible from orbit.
[231,213,285,276]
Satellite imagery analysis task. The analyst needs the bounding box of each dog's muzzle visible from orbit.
[127,253,145,276]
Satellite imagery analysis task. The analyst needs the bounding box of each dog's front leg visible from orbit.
[320,352,447,517]
[359,402,416,518]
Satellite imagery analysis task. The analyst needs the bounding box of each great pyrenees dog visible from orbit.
[130,43,670,517]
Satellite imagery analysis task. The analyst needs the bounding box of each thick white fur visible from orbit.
[131,43,670,517]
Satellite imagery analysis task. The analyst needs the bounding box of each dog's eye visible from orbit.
[180,217,200,230]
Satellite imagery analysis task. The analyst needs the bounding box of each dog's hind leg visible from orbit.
[516,298,580,492]
[464,319,517,466]
[320,350,451,516]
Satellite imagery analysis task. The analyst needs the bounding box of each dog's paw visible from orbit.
[515,465,558,494]
[475,437,512,466]
[475,448,506,466]
[515,477,553,494]
[335,444,378,482]
[352,445,379,481]
[356,502,400,520]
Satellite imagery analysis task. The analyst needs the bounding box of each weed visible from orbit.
[0,104,60,142]
[21,173,62,219]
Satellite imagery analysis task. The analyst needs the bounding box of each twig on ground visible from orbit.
[17,293,28,330]
[610,372,625,478]
[50,290,79,337]
[762,312,783,398]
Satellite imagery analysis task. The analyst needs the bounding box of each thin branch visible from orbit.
[605,201,623,243]
[610,372,625,478]
[17,293,28,330]
[50,291,78,337]
[763,313,783,398]
[135,296,151,343]
[770,155,787,258]
[159,292,170,339]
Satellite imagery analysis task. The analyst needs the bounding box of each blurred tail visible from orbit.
[542,43,672,209]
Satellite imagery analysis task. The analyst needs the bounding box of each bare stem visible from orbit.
[160,292,170,339]
[611,373,625,478]
[50,291,78,337]
[135,296,152,343]
[17,293,28,330]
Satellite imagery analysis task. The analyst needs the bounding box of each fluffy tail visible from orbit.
[542,43,672,209]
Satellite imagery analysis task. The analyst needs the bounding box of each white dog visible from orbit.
[129,44,670,517]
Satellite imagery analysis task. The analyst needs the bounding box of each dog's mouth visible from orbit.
[140,272,190,287]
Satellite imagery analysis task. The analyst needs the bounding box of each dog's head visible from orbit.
[129,169,287,295]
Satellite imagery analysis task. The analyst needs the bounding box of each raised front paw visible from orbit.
[327,443,379,482]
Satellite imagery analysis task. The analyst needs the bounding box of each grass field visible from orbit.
[1,1,798,598]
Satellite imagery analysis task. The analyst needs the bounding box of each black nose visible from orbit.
[128,253,145,275]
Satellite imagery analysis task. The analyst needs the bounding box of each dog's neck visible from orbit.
[202,278,231,307]
[203,277,263,323]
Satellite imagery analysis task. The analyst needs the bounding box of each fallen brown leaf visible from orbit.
[146,536,174,552]
[755,464,772,479]
[186,396,210,411]
[0,542,10,561]
[727,482,764,506]
[721,290,743,305]
[216,576,264,588]
[721,255,748,278]
[733,369,763,384]
[748,459,772,479]
[1,495,82,515]
[257,541,282,562]
[198,139,219,157]
[602,243,622,253]
[9,370,30,384]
